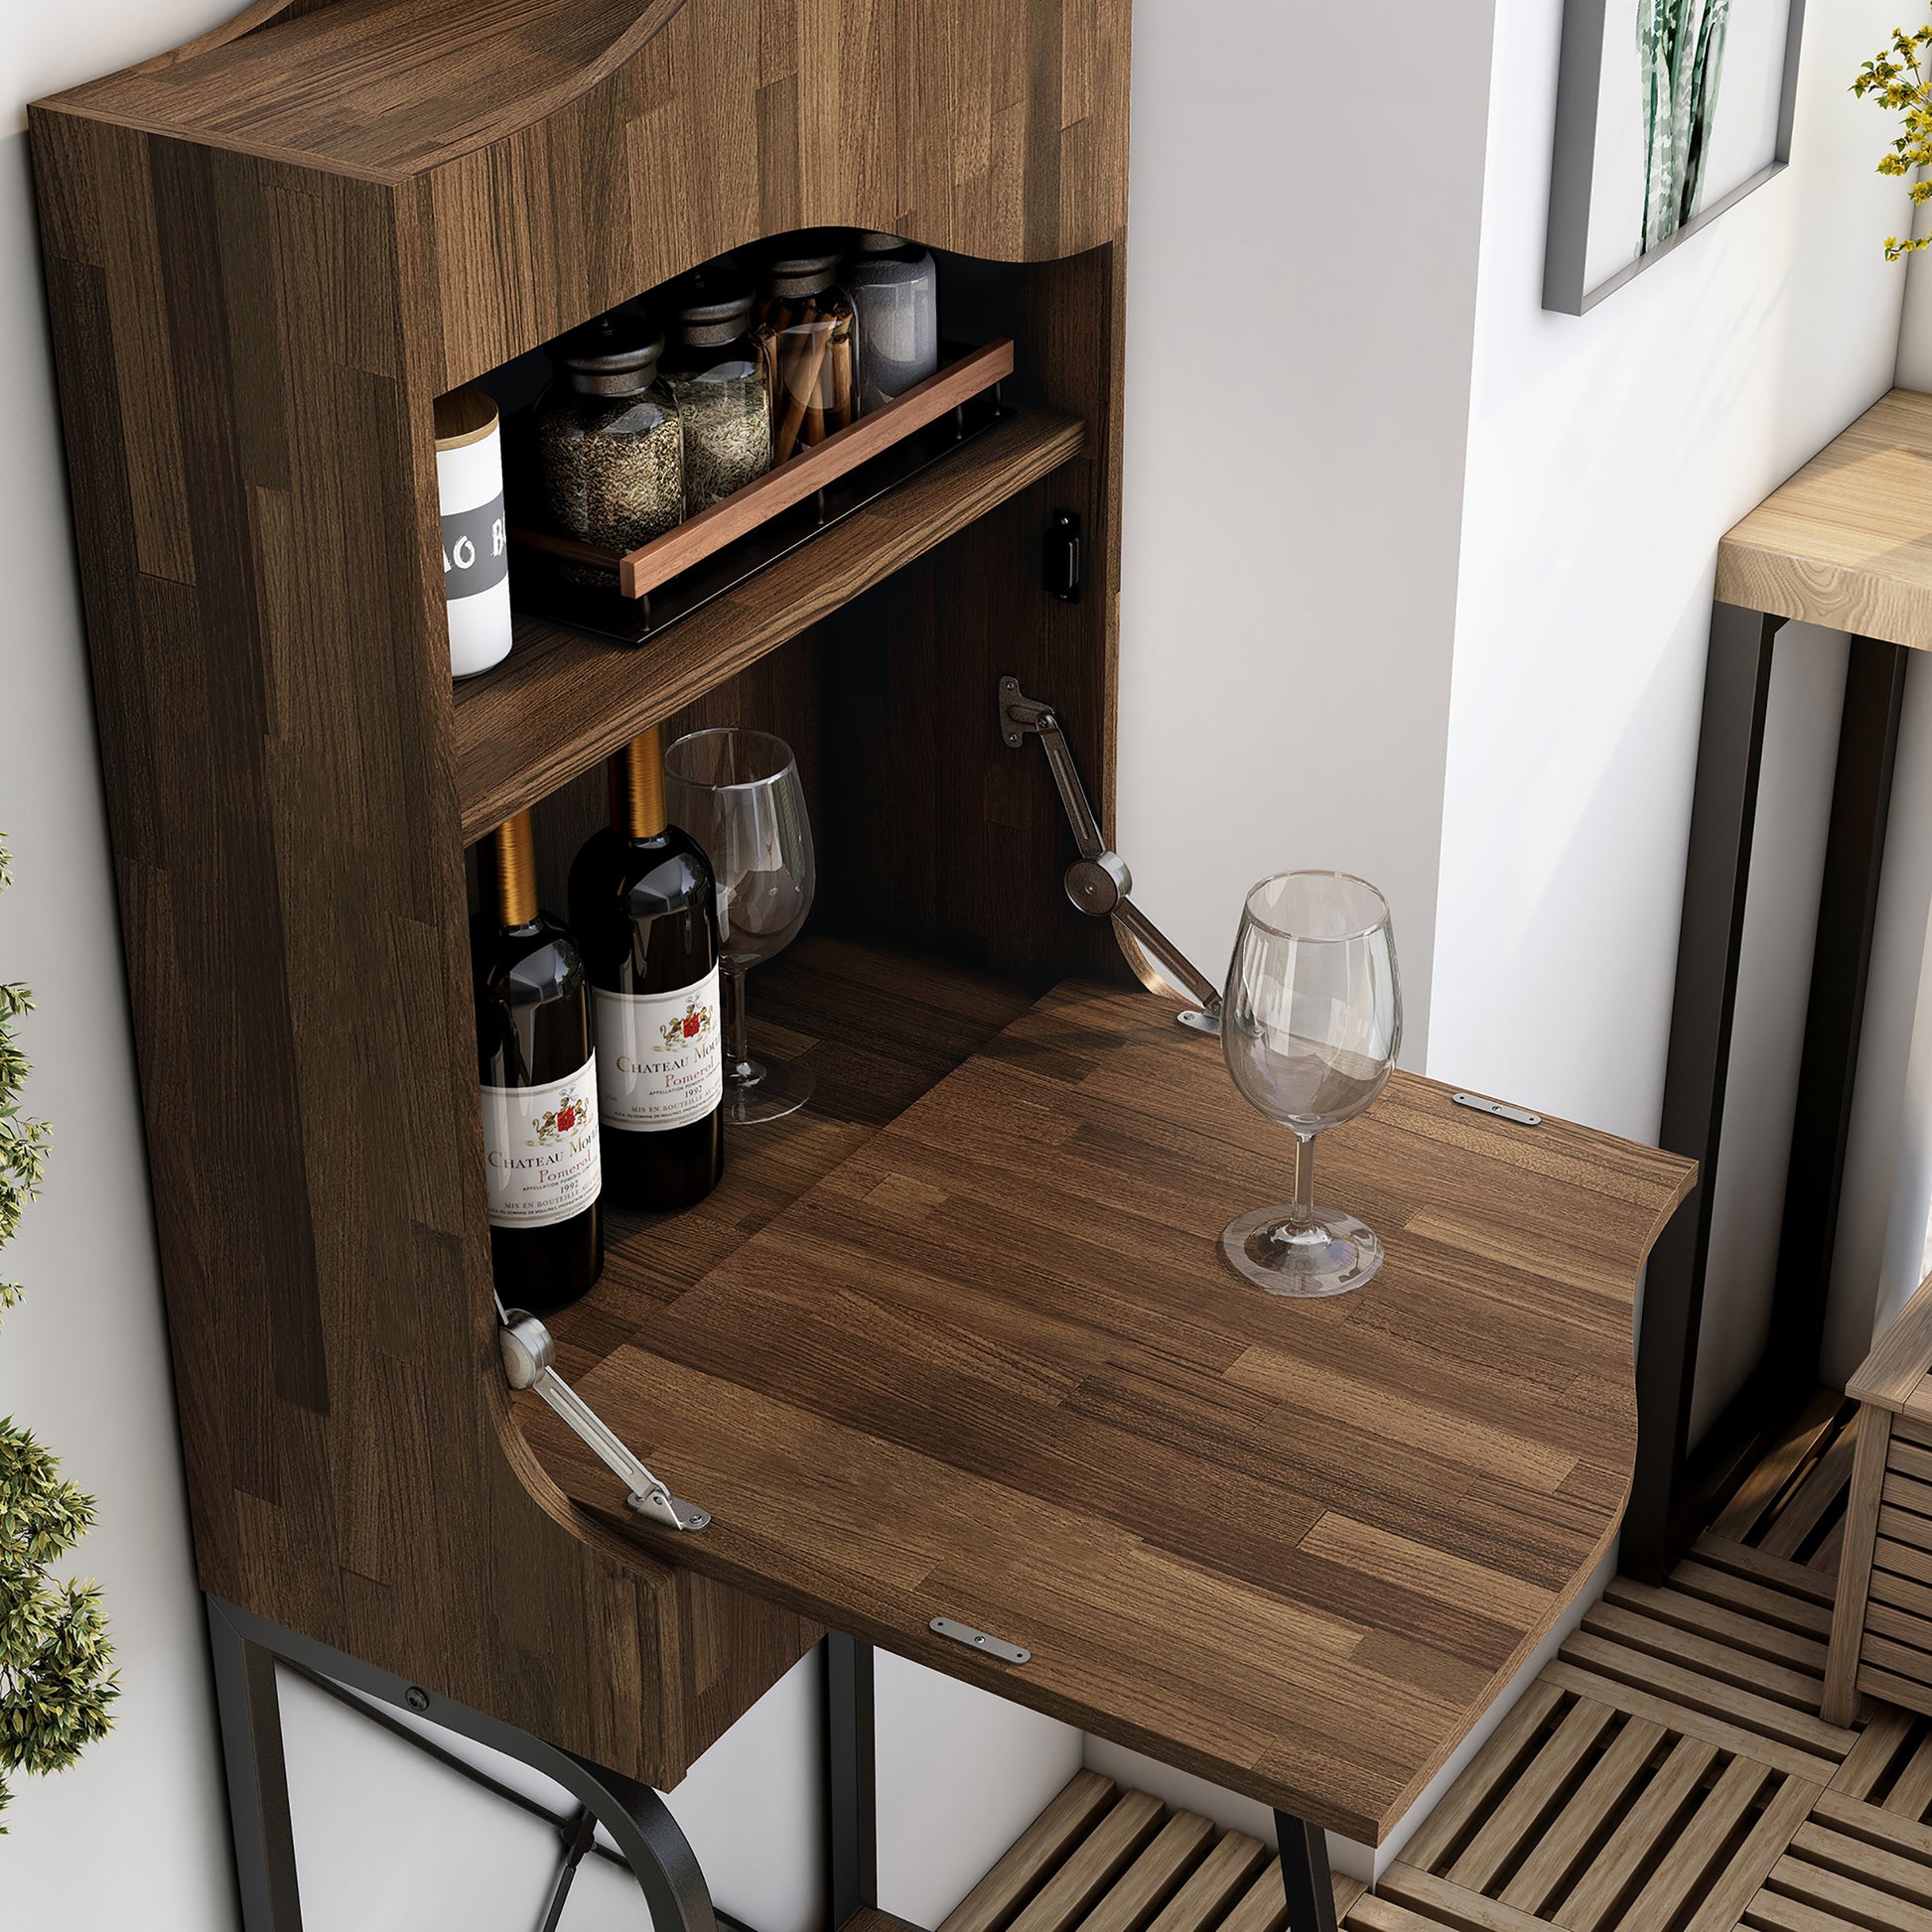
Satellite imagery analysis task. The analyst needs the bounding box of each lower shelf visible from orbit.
[937,1772,1365,1932]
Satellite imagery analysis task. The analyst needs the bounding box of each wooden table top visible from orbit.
[529,982,1693,1844]
[1717,388,1932,646]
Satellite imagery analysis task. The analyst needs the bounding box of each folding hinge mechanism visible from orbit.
[498,1311,710,1532]
[998,675,1223,1035]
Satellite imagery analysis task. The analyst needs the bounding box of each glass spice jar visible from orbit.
[842,232,939,413]
[660,268,772,515]
[757,235,858,465]
[534,312,684,578]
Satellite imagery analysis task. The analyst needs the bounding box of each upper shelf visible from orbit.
[455,404,1083,840]
[528,980,1696,1845]
[1718,388,1932,648]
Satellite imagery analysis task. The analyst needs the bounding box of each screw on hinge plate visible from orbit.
[1042,510,1082,603]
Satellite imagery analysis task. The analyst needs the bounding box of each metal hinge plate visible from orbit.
[929,1616,1032,1664]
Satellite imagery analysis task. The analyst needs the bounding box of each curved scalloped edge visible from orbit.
[45,0,696,185]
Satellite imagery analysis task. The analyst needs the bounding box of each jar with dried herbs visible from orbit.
[757,235,859,465]
[535,312,684,580]
[660,268,772,515]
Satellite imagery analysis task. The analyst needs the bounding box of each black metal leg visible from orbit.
[207,1597,304,1930]
[1274,1812,1336,1932]
[1767,636,1909,1388]
[537,1808,600,1932]
[206,1594,719,1932]
[1626,605,1780,1583]
[827,1631,878,1927]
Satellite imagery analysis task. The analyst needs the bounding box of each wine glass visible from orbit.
[1220,872,1402,1297]
[663,728,816,1124]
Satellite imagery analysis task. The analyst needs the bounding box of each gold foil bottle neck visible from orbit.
[613,727,667,840]
[487,810,538,927]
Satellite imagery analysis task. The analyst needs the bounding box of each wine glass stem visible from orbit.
[722,964,757,1087]
[1288,1132,1316,1232]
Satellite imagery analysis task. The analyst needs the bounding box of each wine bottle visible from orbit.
[567,726,725,1211]
[473,809,603,1312]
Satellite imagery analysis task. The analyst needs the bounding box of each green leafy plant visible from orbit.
[0,834,116,1829]
[1854,25,1932,258]
[1638,0,1731,256]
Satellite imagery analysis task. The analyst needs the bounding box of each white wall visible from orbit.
[1113,0,1504,1067]
[0,4,244,1921]
[1427,0,1908,1437]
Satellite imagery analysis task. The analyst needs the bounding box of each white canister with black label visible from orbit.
[434,387,512,678]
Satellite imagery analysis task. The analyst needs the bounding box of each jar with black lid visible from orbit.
[534,311,684,574]
[661,267,772,515]
[757,234,858,464]
[843,232,939,412]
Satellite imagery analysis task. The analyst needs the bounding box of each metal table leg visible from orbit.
[1628,607,1910,1580]
[827,1631,879,1927]
[1274,1811,1337,1932]
[206,1594,719,1932]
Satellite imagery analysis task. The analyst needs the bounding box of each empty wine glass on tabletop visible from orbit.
[1220,871,1403,1297]
[664,728,816,1123]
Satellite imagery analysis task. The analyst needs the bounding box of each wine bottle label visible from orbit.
[480,1057,602,1228]
[594,968,724,1131]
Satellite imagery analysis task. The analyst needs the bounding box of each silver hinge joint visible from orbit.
[498,1312,710,1532]
[998,675,1224,1035]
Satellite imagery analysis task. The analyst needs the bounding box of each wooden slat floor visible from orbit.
[951,1394,1932,1932]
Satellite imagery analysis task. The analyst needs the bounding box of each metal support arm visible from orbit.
[499,1312,710,1532]
[998,677,1223,1033]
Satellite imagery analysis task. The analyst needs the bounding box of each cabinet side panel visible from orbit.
[31,109,815,1784]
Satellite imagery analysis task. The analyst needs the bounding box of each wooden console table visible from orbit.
[1630,390,1932,1579]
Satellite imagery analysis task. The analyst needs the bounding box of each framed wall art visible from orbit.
[1545,0,1808,314]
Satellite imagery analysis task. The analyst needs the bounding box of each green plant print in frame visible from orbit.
[1638,0,1732,253]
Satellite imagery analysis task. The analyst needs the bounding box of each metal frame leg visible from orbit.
[1273,1811,1337,1932]
[207,1598,303,1930]
[206,1594,719,1932]
[1626,604,1780,1583]
[1766,636,1909,1389]
[827,1631,879,1927]
[1631,615,1911,1581]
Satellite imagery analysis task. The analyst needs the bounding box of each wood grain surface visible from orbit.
[530,981,1693,1842]
[1717,390,1932,646]
[43,0,1132,393]
[1825,1281,1932,1723]
[31,0,1133,1793]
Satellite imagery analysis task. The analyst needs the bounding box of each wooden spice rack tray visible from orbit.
[507,339,1016,646]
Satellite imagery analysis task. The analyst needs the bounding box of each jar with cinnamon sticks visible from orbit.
[757,236,859,465]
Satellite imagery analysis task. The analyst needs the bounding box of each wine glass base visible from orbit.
[1220,1204,1384,1298]
[723,1053,815,1125]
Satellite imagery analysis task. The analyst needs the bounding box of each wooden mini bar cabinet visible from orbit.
[27,0,1691,1922]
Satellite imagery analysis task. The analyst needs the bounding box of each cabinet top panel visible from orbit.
[34,0,1132,254]
[535,981,1693,1845]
